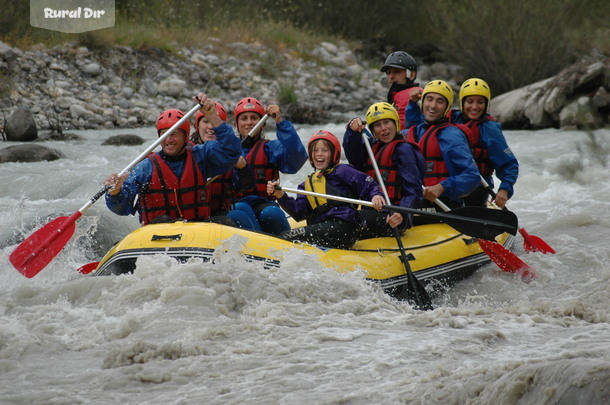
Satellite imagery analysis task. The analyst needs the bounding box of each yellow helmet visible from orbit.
[365,102,400,134]
[422,80,454,115]
[459,78,491,114]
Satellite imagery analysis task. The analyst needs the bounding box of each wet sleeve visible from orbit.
[342,125,372,172]
[266,120,308,174]
[404,100,424,131]
[480,121,519,198]
[276,182,312,221]
[194,122,242,178]
[394,144,424,209]
[437,127,481,200]
[105,160,151,217]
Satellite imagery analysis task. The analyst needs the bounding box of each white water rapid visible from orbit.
[1,125,609,404]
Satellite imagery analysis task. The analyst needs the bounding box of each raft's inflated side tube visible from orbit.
[93,221,514,295]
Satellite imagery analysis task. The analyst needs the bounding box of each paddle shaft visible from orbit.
[81,103,203,216]
[278,186,515,234]
[240,113,270,144]
[362,134,432,310]
[10,102,202,277]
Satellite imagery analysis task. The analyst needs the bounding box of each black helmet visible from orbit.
[380,51,417,73]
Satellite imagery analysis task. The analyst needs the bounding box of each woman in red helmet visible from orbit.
[190,101,228,145]
[190,102,257,229]
[104,94,242,225]
[267,130,385,249]
[230,97,308,235]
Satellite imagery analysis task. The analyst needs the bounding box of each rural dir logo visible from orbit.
[30,0,115,33]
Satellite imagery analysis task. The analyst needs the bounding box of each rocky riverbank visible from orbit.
[0,38,608,142]
[0,38,464,141]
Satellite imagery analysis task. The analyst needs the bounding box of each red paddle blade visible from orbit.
[519,228,556,254]
[478,239,538,282]
[76,261,100,274]
[9,212,82,278]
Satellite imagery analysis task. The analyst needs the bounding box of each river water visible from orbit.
[1,124,609,404]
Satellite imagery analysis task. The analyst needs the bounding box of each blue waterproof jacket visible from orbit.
[403,100,424,131]
[106,122,242,219]
[277,164,382,224]
[239,119,308,206]
[408,122,480,201]
[342,127,424,211]
[450,110,519,198]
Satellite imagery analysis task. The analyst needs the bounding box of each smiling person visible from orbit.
[229,96,308,235]
[104,94,242,226]
[405,80,480,212]
[343,102,425,238]
[190,101,228,145]
[190,103,257,229]
[452,78,519,208]
[267,130,385,248]
[380,51,423,131]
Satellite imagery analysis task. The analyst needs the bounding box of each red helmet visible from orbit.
[307,130,341,166]
[234,97,265,123]
[156,109,190,136]
[195,102,228,130]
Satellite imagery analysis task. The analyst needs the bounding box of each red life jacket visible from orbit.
[391,88,411,131]
[364,140,411,205]
[139,149,211,225]
[389,84,420,131]
[241,139,279,200]
[406,123,453,187]
[207,170,233,215]
[463,115,494,176]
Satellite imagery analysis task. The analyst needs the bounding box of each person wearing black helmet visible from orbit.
[380,51,423,131]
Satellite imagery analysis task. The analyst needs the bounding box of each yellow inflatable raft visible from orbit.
[91,220,515,297]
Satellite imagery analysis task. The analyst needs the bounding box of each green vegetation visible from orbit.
[0,0,608,94]
[278,81,298,106]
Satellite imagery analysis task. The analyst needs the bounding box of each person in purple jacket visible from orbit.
[267,130,385,249]
[343,102,425,238]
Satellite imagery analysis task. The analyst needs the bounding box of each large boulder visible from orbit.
[559,96,605,129]
[4,108,38,141]
[102,134,146,145]
[491,58,610,129]
[0,144,64,163]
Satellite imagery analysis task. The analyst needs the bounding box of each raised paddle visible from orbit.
[10,102,203,278]
[242,113,270,143]
[480,177,555,254]
[362,133,433,310]
[429,194,537,281]
[277,187,517,241]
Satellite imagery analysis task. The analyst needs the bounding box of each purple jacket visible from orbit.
[277,164,382,224]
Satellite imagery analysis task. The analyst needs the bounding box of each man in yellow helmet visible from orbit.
[405,80,480,211]
[404,78,520,208]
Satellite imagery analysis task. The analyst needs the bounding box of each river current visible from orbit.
[1,124,609,404]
